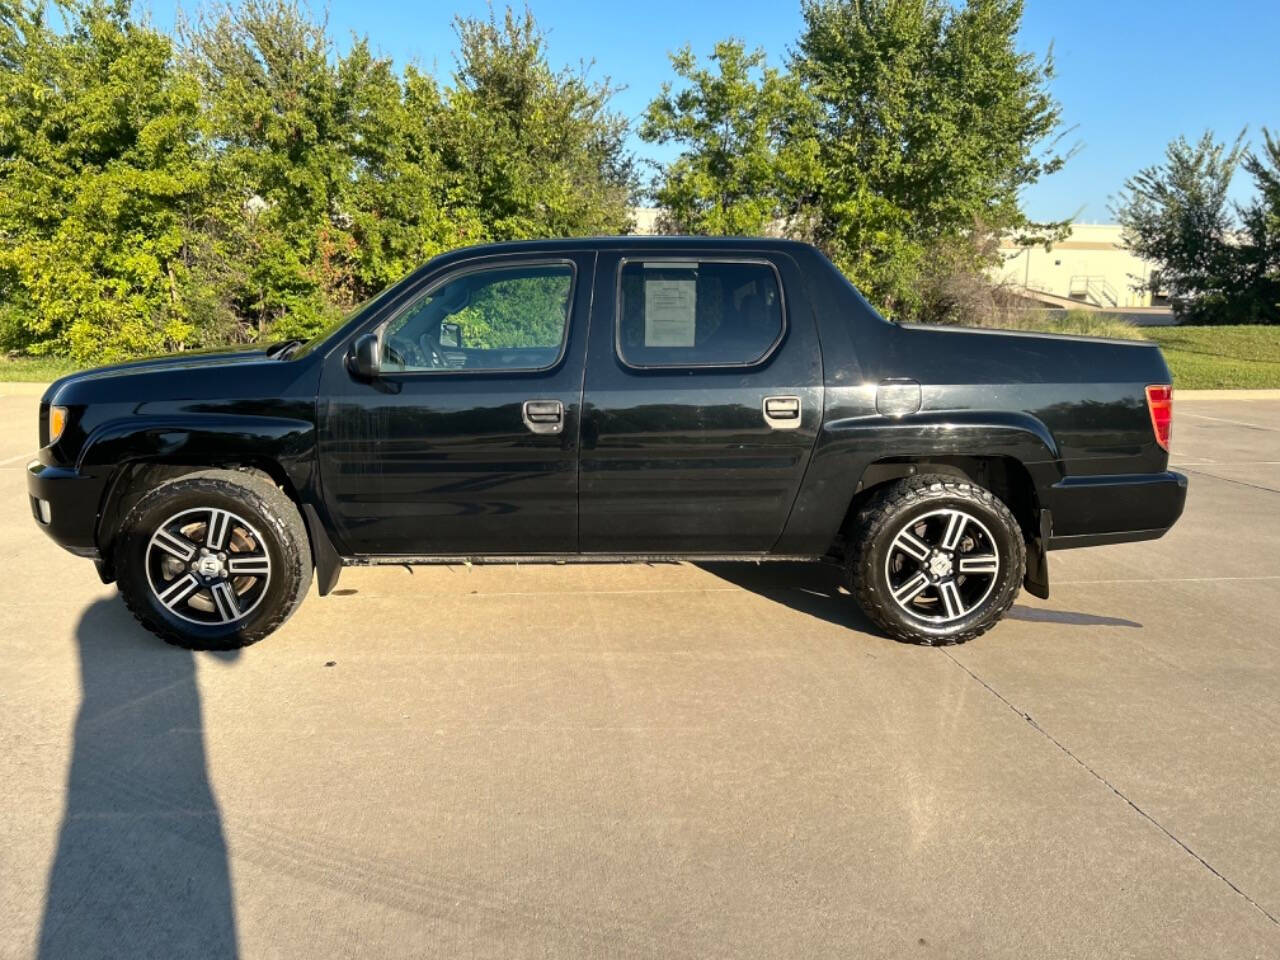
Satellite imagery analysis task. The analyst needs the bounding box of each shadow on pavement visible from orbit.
[1006,605,1142,628]
[698,562,1142,633]
[696,561,877,632]
[38,599,239,960]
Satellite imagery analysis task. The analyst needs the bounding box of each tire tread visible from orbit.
[847,474,1025,646]
[115,469,312,650]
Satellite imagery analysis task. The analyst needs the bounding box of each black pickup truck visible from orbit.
[28,237,1186,649]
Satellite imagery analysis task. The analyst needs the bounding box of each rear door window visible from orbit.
[616,260,785,368]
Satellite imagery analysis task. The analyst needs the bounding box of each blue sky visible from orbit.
[144,0,1280,224]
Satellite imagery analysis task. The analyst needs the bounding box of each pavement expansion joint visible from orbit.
[1178,466,1279,497]
[939,649,1280,930]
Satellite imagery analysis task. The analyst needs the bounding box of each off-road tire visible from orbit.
[115,469,312,650]
[847,475,1025,645]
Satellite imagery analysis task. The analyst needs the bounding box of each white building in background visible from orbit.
[630,207,662,236]
[994,223,1162,310]
[630,211,1164,313]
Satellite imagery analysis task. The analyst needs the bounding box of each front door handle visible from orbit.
[522,399,564,435]
[763,395,801,429]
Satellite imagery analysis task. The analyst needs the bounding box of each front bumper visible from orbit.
[1044,470,1188,549]
[27,460,103,558]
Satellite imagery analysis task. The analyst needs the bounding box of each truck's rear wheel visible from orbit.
[848,475,1025,645]
[115,470,312,650]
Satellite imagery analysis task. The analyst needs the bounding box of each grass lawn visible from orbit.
[1144,326,1280,390]
[989,310,1147,342]
[0,355,79,382]
[991,313,1280,390]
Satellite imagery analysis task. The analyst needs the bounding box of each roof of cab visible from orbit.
[428,235,821,262]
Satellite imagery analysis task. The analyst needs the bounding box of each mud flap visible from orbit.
[1023,508,1051,599]
[301,503,342,597]
[94,557,115,585]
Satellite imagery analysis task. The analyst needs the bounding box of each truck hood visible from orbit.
[43,345,278,404]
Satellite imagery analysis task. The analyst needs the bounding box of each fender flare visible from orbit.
[839,411,1060,599]
[78,414,316,483]
[828,409,1063,477]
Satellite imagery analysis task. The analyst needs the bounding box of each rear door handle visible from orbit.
[522,399,564,435]
[763,395,801,429]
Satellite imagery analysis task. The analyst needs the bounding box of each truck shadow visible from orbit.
[38,598,239,960]
[696,562,1142,634]
[696,561,875,632]
[1006,605,1142,628]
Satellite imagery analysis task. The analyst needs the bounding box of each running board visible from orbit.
[341,552,831,567]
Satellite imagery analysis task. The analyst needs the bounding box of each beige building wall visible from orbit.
[994,223,1157,308]
[630,207,662,235]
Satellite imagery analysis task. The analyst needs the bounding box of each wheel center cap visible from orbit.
[196,555,224,579]
[928,552,954,579]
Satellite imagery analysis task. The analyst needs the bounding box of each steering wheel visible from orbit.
[385,334,427,369]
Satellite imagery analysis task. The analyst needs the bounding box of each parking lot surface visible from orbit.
[1,389,1278,959]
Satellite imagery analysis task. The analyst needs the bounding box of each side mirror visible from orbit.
[346,333,380,380]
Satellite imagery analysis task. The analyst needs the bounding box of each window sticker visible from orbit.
[644,275,697,347]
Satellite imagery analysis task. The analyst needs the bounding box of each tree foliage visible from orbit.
[0,0,206,361]
[0,0,634,362]
[1235,131,1280,323]
[7,0,1275,358]
[641,0,1067,321]
[640,41,818,236]
[441,8,634,243]
[1114,129,1280,324]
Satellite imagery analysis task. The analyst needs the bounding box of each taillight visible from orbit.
[1145,384,1173,451]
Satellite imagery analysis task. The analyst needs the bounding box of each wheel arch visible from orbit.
[76,414,322,578]
[840,455,1042,544]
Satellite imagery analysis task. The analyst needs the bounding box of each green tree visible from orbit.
[1229,130,1280,323]
[182,1,635,343]
[1112,130,1244,315]
[640,40,819,235]
[641,0,1065,321]
[342,59,469,296]
[1113,129,1280,324]
[0,0,207,362]
[790,0,1067,318]
[0,1,704,363]
[182,0,368,340]
[436,6,635,242]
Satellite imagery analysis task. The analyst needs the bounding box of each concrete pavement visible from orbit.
[1,392,1277,958]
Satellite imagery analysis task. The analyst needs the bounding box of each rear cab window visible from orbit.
[616,259,785,369]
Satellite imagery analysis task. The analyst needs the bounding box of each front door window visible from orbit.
[380,264,574,373]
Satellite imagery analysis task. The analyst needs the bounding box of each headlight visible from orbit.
[48,405,68,446]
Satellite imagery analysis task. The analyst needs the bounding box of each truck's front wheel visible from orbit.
[848,475,1025,645]
[114,469,313,650]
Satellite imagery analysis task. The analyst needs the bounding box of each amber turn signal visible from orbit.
[48,405,68,446]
